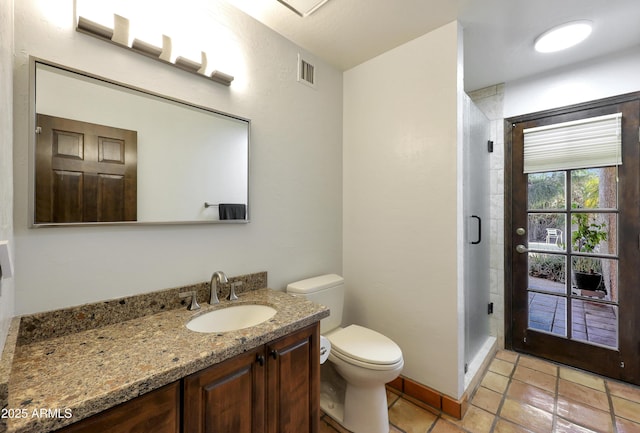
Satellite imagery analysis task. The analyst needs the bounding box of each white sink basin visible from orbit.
[186,304,277,333]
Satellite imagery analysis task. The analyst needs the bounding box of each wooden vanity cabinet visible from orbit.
[55,382,180,433]
[183,323,320,433]
[266,324,319,433]
[183,346,266,433]
[53,323,319,433]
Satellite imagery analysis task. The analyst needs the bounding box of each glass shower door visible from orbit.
[463,96,491,372]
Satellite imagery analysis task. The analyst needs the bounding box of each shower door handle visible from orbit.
[516,244,529,254]
[471,215,481,245]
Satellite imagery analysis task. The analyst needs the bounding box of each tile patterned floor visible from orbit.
[319,350,640,433]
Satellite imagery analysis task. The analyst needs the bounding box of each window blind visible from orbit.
[523,112,622,173]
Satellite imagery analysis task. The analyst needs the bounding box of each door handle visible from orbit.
[516,244,529,254]
[471,215,481,245]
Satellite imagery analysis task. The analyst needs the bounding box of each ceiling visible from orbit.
[223,0,640,91]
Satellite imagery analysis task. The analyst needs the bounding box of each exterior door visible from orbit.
[35,114,137,223]
[506,94,640,385]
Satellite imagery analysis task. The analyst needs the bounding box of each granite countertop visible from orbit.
[5,288,329,433]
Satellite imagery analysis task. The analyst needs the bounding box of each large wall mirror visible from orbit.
[30,58,250,226]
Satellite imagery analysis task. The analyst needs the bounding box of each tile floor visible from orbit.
[319,350,640,433]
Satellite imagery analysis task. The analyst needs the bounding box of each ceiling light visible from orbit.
[534,21,593,53]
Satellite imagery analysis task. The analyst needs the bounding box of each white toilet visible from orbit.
[287,274,403,433]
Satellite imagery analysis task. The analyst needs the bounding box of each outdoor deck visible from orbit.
[527,276,618,348]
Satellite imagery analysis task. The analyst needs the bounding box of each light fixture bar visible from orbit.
[175,56,202,72]
[210,70,234,86]
[131,38,163,57]
[76,13,234,86]
[77,16,114,40]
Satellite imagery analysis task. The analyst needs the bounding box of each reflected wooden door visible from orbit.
[506,94,640,385]
[35,115,137,223]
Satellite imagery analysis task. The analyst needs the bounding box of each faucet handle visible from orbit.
[179,291,201,311]
[228,281,242,301]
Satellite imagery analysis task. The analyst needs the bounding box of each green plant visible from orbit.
[571,209,607,273]
[529,253,565,283]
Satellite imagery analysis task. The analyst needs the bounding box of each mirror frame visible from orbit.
[29,57,250,227]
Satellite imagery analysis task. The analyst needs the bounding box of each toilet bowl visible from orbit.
[326,325,404,433]
[286,275,404,433]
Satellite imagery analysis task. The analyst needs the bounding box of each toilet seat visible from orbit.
[327,325,403,370]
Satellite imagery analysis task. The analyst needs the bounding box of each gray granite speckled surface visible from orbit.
[17,272,267,346]
[0,318,20,433]
[6,288,328,433]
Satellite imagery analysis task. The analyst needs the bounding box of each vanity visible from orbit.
[56,325,318,433]
[2,274,329,433]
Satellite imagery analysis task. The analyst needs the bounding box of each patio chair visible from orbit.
[545,228,562,245]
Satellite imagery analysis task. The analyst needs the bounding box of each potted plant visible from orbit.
[571,211,608,295]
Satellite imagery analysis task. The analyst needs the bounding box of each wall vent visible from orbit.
[297,54,317,88]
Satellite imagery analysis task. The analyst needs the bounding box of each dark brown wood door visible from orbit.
[266,323,319,433]
[183,346,266,433]
[35,114,137,223]
[506,94,640,385]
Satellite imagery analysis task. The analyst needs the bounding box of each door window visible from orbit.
[527,167,619,349]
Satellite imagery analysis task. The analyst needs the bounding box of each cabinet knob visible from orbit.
[270,350,278,360]
[256,354,265,366]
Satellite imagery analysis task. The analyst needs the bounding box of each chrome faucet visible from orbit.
[209,271,228,304]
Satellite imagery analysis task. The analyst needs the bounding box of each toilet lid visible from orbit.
[327,324,402,365]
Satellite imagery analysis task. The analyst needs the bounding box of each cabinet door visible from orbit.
[266,323,320,433]
[55,382,179,433]
[183,347,266,433]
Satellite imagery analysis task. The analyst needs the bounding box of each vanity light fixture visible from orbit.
[534,20,593,53]
[76,13,234,86]
[77,16,114,39]
[131,38,163,57]
[175,56,202,73]
[111,14,130,46]
[210,70,235,86]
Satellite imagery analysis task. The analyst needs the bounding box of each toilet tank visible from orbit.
[286,274,344,333]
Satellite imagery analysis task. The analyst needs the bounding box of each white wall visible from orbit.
[13,0,343,314]
[505,46,640,118]
[343,21,462,398]
[0,0,15,351]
